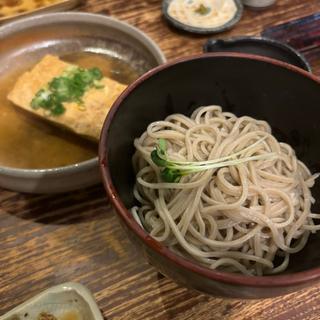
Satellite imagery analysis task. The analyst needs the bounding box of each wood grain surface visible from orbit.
[1,0,320,319]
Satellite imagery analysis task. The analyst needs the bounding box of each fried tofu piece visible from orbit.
[7,55,127,141]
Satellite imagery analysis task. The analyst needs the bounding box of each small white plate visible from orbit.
[162,0,243,34]
[0,282,103,320]
[0,0,81,25]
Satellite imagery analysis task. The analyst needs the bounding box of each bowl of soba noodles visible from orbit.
[99,53,320,298]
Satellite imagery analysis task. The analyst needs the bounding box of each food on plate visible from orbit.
[37,312,58,320]
[0,52,136,169]
[8,54,127,141]
[0,0,64,18]
[131,105,319,276]
[37,311,80,320]
[167,0,237,29]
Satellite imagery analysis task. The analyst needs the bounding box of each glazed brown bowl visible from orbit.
[99,53,320,299]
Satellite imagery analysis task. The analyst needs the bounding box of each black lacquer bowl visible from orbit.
[99,53,320,299]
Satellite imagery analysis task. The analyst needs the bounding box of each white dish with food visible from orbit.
[0,12,166,193]
[162,0,243,34]
[0,282,103,320]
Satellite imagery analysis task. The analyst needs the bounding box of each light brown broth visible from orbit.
[0,52,138,169]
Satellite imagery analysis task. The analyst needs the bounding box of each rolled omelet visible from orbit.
[7,55,127,141]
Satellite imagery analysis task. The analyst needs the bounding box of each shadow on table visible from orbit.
[0,184,110,225]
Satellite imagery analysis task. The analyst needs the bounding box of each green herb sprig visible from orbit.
[31,66,104,116]
[151,137,277,183]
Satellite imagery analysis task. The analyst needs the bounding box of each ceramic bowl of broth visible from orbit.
[0,12,165,193]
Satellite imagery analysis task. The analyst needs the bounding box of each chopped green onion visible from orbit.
[89,67,103,80]
[31,65,104,116]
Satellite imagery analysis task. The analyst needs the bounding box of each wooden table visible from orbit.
[1,1,320,319]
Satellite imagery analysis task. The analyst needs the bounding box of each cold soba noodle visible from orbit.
[131,106,320,276]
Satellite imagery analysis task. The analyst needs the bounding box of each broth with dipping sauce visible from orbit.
[0,52,138,169]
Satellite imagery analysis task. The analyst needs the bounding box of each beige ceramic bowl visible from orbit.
[0,12,166,193]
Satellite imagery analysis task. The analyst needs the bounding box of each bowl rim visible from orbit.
[99,52,320,287]
[203,35,312,72]
[0,11,166,177]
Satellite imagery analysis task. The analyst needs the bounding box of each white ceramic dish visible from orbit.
[0,282,103,320]
[0,12,166,194]
[162,0,243,34]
